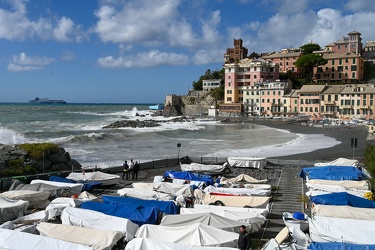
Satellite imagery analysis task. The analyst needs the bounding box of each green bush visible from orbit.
[19,143,59,160]
[364,144,375,187]
[0,159,37,177]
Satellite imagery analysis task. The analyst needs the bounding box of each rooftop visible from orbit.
[299,85,326,94]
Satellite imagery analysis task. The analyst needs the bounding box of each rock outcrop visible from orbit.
[102,117,192,129]
[0,145,82,174]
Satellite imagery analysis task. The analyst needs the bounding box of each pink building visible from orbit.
[262,48,303,73]
[325,30,362,55]
[224,58,279,104]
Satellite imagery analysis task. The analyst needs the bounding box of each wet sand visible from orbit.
[250,121,373,162]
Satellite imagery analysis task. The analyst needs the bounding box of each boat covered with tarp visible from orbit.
[36,222,123,250]
[311,204,375,220]
[220,174,268,185]
[308,242,375,250]
[314,158,358,167]
[193,203,269,217]
[202,194,270,208]
[80,201,159,226]
[180,162,230,174]
[0,228,92,250]
[61,207,139,241]
[309,216,375,244]
[132,182,193,197]
[310,192,375,208]
[30,179,83,195]
[163,170,214,186]
[0,197,29,222]
[66,171,120,186]
[45,197,84,220]
[227,157,266,169]
[135,223,238,247]
[9,179,70,197]
[102,195,178,214]
[204,186,270,196]
[299,166,366,181]
[50,176,102,191]
[117,188,173,201]
[160,212,250,233]
[0,190,50,209]
[125,238,237,250]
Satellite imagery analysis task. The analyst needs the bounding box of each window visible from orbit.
[278,91,281,95]
[267,99,270,103]
[228,75,231,79]
[338,66,343,72]
[335,95,338,101]
[353,58,356,64]
[339,73,342,79]
[321,106,325,112]
[328,95,331,101]
[267,91,270,95]
[339,59,342,65]
[352,72,356,78]
[371,100,373,106]
[332,73,334,78]
[351,65,357,71]
[300,99,304,104]
[338,45,341,50]
[363,99,367,106]
[286,62,289,65]
[284,99,286,104]
[262,99,265,103]
[294,100,297,104]
[273,91,276,95]
[254,75,257,79]
[332,59,335,65]
[300,107,303,112]
[345,58,348,63]
[305,107,308,112]
[315,107,318,112]
[227,97,232,102]
[357,100,360,106]
[262,91,264,95]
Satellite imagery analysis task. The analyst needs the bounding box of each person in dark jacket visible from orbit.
[122,160,129,180]
[132,161,140,180]
[237,225,251,250]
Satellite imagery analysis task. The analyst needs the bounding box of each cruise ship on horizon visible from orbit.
[29,97,66,104]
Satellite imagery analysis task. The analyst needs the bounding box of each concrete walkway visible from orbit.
[259,166,304,240]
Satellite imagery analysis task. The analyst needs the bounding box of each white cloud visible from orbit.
[61,51,76,61]
[0,1,85,42]
[345,0,375,12]
[192,49,224,65]
[97,50,189,68]
[8,52,55,72]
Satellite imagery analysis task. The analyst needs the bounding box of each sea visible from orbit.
[0,103,341,168]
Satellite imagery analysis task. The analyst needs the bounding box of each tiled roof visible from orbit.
[262,51,302,59]
[322,52,361,59]
[299,85,326,93]
[322,85,345,94]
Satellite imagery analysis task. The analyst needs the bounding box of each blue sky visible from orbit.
[1,0,375,103]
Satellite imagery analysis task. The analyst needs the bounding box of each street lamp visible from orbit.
[177,143,182,160]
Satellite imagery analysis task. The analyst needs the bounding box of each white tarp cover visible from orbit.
[180,208,266,233]
[308,216,375,244]
[220,174,268,184]
[0,197,29,222]
[227,157,266,169]
[314,158,358,167]
[204,186,270,196]
[306,179,370,190]
[61,207,139,241]
[0,190,50,209]
[117,188,173,201]
[312,204,375,220]
[243,184,272,190]
[30,179,83,195]
[37,222,123,250]
[9,179,69,197]
[8,210,47,233]
[305,187,368,198]
[0,228,93,250]
[160,212,251,233]
[45,197,84,220]
[125,238,237,250]
[132,182,193,197]
[66,171,120,186]
[78,191,98,201]
[135,223,238,247]
[180,162,228,173]
[202,194,270,208]
[193,203,269,217]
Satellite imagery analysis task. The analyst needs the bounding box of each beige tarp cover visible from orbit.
[61,207,139,241]
[37,222,123,250]
[194,203,269,217]
[0,228,92,250]
[66,171,120,186]
[117,188,172,201]
[132,182,192,197]
[78,191,98,201]
[0,197,29,222]
[312,204,375,220]
[125,238,237,250]
[307,179,370,190]
[160,212,250,233]
[202,194,270,208]
[220,174,268,184]
[0,190,50,209]
[179,208,266,233]
[135,223,238,247]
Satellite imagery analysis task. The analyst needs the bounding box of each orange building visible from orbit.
[262,48,303,73]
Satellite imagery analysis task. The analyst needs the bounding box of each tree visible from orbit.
[210,83,225,103]
[192,68,224,91]
[248,51,260,59]
[295,54,327,82]
[300,43,321,54]
[363,61,375,81]
[364,144,375,188]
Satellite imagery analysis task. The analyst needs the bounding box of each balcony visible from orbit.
[271,102,284,106]
[341,104,353,109]
[323,100,337,105]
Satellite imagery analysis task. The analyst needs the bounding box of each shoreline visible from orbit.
[249,121,372,162]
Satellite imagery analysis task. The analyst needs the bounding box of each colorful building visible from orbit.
[262,48,303,73]
[202,79,221,92]
[224,58,279,104]
[363,40,375,64]
[298,85,327,117]
[320,85,345,118]
[224,39,248,63]
[325,30,362,55]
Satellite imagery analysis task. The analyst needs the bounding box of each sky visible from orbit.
[1,0,375,103]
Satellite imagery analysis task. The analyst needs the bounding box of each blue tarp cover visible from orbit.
[80,201,159,226]
[308,242,375,250]
[163,170,214,185]
[49,175,102,191]
[310,192,375,208]
[299,166,366,180]
[102,195,178,214]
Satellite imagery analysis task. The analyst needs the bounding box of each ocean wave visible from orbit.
[206,132,341,158]
[0,127,26,144]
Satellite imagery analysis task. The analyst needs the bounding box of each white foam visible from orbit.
[0,127,26,144]
[206,132,341,158]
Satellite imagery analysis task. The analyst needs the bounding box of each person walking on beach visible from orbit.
[129,159,134,179]
[237,225,251,250]
[133,161,140,180]
[122,160,129,180]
